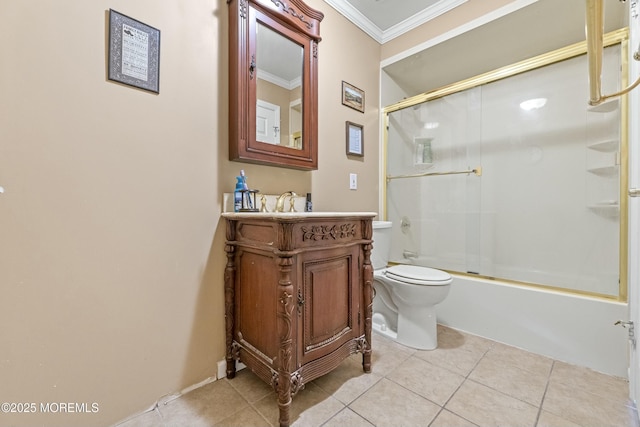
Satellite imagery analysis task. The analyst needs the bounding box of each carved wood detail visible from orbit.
[271,370,305,397]
[278,222,296,251]
[301,223,356,241]
[271,0,313,29]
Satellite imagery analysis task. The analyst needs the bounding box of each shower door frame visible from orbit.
[626,3,640,405]
[381,28,630,303]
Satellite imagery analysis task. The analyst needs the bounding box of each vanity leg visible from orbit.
[277,393,291,427]
[224,238,237,379]
[276,256,295,427]
[362,239,373,373]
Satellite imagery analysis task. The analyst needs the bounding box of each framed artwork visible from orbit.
[108,9,160,93]
[346,121,364,157]
[342,81,365,113]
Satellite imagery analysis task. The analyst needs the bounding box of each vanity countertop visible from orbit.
[222,211,377,219]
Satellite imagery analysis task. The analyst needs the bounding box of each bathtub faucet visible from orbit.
[402,250,418,259]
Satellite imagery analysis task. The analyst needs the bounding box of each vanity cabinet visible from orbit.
[222,212,375,427]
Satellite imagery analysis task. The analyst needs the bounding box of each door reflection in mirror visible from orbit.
[256,23,304,149]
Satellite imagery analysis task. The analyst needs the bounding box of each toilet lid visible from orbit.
[384,265,452,285]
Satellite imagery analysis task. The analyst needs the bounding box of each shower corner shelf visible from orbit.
[587,165,619,176]
[414,161,434,168]
[588,202,619,217]
[586,98,619,113]
[587,139,618,152]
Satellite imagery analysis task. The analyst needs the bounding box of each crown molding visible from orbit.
[323,0,468,44]
[381,0,467,44]
[323,0,382,42]
[380,0,538,67]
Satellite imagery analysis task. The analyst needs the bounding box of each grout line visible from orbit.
[431,347,492,427]
[320,406,371,427]
[533,360,556,427]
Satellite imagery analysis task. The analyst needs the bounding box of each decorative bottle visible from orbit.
[305,193,312,212]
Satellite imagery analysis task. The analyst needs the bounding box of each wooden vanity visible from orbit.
[222,212,376,427]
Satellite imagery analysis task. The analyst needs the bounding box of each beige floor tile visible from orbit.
[252,382,344,427]
[536,410,582,427]
[386,355,465,406]
[413,326,493,376]
[372,331,417,356]
[213,406,271,427]
[430,409,479,427]
[550,360,629,402]
[158,381,249,427]
[445,380,538,427]
[369,335,415,376]
[468,353,548,406]
[312,354,383,405]
[116,408,165,427]
[349,378,440,427]
[542,379,637,427]
[225,368,275,403]
[291,396,345,427]
[485,342,553,377]
[116,324,638,427]
[323,408,375,427]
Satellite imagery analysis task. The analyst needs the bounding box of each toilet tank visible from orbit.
[371,221,392,270]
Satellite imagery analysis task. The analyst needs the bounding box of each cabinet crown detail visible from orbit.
[301,223,357,241]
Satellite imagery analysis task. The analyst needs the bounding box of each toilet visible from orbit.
[371,221,452,350]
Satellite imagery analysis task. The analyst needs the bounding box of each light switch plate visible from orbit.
[349,173,357,190]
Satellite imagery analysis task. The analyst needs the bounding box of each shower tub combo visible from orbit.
[382,30,630,377]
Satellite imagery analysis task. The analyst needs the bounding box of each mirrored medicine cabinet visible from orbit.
[228,0,323,170]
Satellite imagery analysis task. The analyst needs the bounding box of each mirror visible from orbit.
[228,0,323,170]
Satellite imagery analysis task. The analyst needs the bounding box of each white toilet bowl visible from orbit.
[371,221,452,350]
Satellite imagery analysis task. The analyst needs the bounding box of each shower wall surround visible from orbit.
[384,37,626,299]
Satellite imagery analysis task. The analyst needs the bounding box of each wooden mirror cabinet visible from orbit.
[228,0,323,170]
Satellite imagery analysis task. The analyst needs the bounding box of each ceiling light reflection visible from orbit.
[519,98,547,111]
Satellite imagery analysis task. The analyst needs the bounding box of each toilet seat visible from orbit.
[384,265,452,286]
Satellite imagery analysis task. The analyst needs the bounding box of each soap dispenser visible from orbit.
[234,176,243,212]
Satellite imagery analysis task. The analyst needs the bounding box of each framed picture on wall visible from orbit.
[346,121,364,157]
[342,81,365,113]
[108,9,161,93]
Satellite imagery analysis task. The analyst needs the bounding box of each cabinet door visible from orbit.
[299,246,362,364]
[236,248,281,363]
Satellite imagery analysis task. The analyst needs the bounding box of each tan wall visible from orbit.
[311,0,381,213]
[0,0,380,426]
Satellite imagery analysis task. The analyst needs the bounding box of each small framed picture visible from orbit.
[342,81,365,113]
[108,9,161,93]
[346,121,364,157]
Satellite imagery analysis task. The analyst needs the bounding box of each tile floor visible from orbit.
[117,325,640,427]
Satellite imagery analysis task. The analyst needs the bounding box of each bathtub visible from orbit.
[432,272,628,377]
